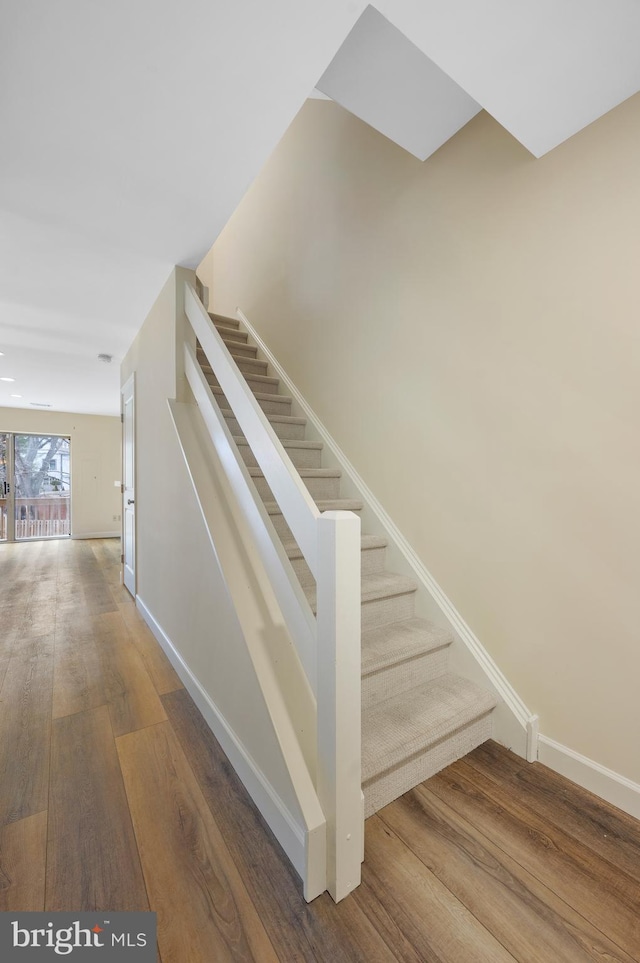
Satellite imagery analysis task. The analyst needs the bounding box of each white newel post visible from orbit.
[316,510,363,902]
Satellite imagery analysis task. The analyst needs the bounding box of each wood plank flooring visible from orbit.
[1,537,639,962]
[47,704,149,911]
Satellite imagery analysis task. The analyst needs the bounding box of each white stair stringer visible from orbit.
[196,314,515,817]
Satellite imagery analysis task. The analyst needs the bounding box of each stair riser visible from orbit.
[304,476,341,499]
[291,544,386,588]
[362,647,449,711]
[226,341,257,359]
[224,415,306,442]
[214,389,291,418]
[361,591,416,632]
[207,373,280,395]
[214,326,247,344]
[200,358,269,380]
[251,379,280,395]
[359,545,387,576]
[237,444,322,470]
[234,356,269,376]
[363,714,493,818]
[209,314,240,330]
[253,474,340,501]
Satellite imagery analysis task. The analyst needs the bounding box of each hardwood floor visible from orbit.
[0,538,639,961]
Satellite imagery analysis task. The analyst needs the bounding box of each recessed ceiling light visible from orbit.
[10,394,22,398]
[0,351,4,356]
[0,376,15,382]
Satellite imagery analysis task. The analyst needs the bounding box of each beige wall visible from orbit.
[210,96,640,784]
[0,407,121,536]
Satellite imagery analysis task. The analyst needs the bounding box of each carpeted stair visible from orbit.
[197,314,496,817]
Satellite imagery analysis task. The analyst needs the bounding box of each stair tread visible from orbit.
[198,339,257,357]
[220,407,305,427]
[233,436,322,450]
[212,385,291,405]
[362,617,452,677]
[219,372,279,388]
[263,498,363,516]
[281,532,387,561]
[249,467,341,479]
[214,326,248,342]
[362,674,497,782]
[227,341,257,354]
[198,335,254,353]
[209,313,240,329]
[202,357,269,374]
[303,570,417,613]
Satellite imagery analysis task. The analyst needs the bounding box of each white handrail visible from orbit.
[184,283,321,576]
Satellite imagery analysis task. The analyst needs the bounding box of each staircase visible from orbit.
[197,313,497,817]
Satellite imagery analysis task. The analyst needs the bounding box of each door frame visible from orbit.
[121,373,136,597]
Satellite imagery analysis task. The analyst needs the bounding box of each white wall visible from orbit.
[0,407,121,536]
[208,96,640,786]
[120,268,307,830]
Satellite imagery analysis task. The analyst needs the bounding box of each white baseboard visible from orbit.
[238,308,535,757]
[538,735,640,820]
[135,594,309,881]
[72,531,120,539]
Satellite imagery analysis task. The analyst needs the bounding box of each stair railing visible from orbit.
[183,282,362,902]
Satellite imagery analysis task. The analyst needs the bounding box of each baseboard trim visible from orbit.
[71,531,120,539]
[238,308,535,751]
[135,594,309,878]
[526,714,539,763]
[538,735,640,820]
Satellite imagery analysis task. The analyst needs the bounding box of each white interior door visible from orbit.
[122,374,136,596]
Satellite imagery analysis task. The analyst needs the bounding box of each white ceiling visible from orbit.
[1,1,639,415]
[317,7,481,162]
[374,0,640,159]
